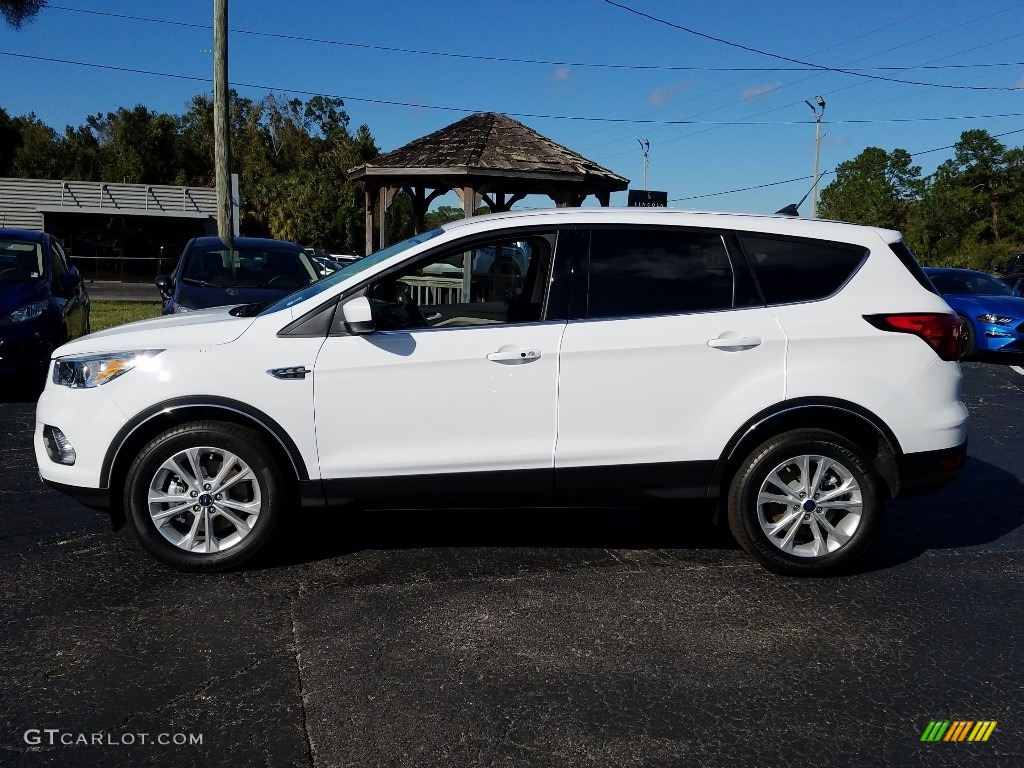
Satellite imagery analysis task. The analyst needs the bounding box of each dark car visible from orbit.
[0,229,90,383]
[924,266,1024,357]
[1000,272,1024,294]
[156,237,320,314]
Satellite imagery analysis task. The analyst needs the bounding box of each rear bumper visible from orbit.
[896,440,967,497]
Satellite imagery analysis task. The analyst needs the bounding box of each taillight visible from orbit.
[863,313,962,361]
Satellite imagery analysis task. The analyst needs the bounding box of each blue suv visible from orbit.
[0,229,90,386]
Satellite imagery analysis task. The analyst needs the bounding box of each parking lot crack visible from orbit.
[115,657,263,731]
[290,593,316,768]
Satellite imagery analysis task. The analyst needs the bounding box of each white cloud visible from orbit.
[550,66,571,82]
[648,81,693,107]
[741,83,783,101]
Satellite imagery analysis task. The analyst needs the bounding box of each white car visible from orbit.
[35,209,968,575]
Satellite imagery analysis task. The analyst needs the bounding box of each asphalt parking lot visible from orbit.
[2,361,1023,767]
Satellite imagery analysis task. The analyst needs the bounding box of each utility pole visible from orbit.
[214,0,233,248]
[639,138,650,190]
[805,96,825,218]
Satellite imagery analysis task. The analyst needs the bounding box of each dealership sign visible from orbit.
[627,190,668,207]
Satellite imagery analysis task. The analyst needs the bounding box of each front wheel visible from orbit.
[124,421,283,571]
[958,314,976,360]
[727,429,883,576]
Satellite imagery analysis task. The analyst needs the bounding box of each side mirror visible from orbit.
[340,295,375,334]
[154,274,173,300]
[61,268,82,291]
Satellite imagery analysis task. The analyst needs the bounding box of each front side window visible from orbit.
[739,235,867,305]
[586,228,735,319]
[368,232,556,330]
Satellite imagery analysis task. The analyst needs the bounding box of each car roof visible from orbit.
[0,228,47,243]
[923,267,988,275]
[189,236,302,250]
[438,207,903,243]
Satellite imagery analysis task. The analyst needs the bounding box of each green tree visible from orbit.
[0,0,45,28]
[424,206,465,229]
[0,107,23,175]
[818,147,922,231]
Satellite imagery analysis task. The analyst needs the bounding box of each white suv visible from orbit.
[35,209,968,575]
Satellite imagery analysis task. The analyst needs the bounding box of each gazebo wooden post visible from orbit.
[364,184,377,255]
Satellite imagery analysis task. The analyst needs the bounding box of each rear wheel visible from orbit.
[124,421,283,571]
[727,429,883,576]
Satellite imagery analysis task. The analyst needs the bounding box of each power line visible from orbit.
[45,4,1024,75]
[669,127,1024,202]
[602,0,1024,91]
[3,51,1023,128]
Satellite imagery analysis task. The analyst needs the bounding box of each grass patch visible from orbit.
[90,300,163,332]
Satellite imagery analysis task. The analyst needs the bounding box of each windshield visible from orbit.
[0,239,44,281]
[928,270,1016,297]
[182,243,318,290]
[260,228,446,315]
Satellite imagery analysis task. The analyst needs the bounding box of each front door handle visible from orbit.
[707,335,762,350]
[486,347,541,364]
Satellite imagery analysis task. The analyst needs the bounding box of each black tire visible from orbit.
[727,429,883,576]
[124,420,283,572]
[958,314,976,360]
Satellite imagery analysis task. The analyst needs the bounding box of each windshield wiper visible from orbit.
[181,277,216,287]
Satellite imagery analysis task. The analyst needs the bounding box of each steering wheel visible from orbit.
[265,275,300,289]
[0,268,23,279]
[398,290,426,328]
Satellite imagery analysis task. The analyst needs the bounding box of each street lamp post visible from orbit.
[805,96,825,218]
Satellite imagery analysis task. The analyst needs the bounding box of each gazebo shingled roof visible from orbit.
[349,112,629,254]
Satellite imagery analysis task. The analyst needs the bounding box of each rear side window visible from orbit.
[587,228,735,318]
[739,235,867,304]
[889,240,938,294]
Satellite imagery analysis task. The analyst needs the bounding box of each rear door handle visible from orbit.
[707,336,762,350]
[486,347,541,364]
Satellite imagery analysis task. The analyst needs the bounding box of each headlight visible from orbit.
[4,301,46,324]
[976,313,1015,325]
[52,350,164,388]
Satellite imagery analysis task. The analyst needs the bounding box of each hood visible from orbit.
[943,293,1024,320]
[176,282,297,310]
[54,305,254,358]
[0,277,47,318]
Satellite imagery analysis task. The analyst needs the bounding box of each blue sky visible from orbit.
[2,0,1024,215]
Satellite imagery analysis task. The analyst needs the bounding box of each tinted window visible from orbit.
[50,239,68,285]
[889,241,937,294]
[587,229,734,318]
[928,270,1015,297]
[182,242,317,290]
[739,236,867,304]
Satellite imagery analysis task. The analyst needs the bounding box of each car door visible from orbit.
[555,226,787,504]
[48,239,86,338]
[312,227,570,507]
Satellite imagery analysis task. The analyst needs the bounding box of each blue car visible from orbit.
[0,229,90,385]
[156,237,320,314]
[924,267,1024,358]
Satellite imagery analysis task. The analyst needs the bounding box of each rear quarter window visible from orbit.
[738,235,867,304]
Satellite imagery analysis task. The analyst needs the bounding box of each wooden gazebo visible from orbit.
[349,112,629,254]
